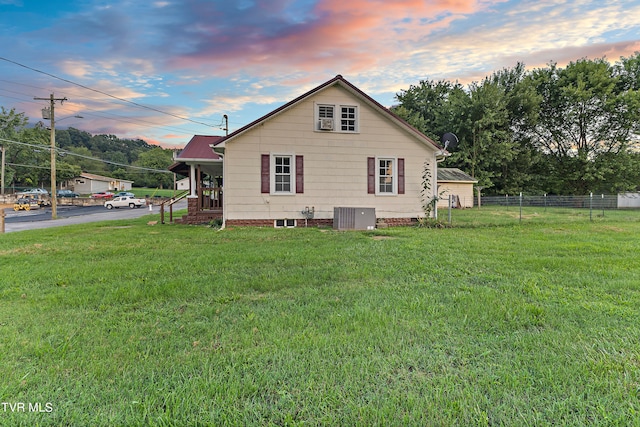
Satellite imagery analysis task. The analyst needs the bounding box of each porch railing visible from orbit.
[198,186,223,210]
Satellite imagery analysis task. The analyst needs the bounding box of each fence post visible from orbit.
[602,194,605,217]
[519,192,523,223]
[0,208,4,233]
[448,194,452,226]
[589,192,593,222]
[544,193,547,212]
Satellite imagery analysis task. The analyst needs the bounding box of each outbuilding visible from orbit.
[437,168,477,208]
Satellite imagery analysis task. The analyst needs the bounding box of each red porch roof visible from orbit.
[176,135,225,161]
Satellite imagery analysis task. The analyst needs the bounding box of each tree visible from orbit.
[394,79,465,142]
[394,66,540,193]
[11,126,50,187]
[65,146,108,175]
[395,58,640,195]
[0,108,29,187]
[134,147,174,188]
[525,58,640,194]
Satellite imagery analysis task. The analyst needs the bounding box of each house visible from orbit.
[176,177,190,191]
[68,172,133,194]
[436,168,477,208]
[168,135,224,224]
[169,75,446,227]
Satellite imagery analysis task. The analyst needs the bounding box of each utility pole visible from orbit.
[1,145,5,195]
[34,94,67,219]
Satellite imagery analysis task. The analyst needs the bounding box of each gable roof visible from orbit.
[216,75,442,152]
[437,168,477,183]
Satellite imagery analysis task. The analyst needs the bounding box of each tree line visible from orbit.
[0,107,178,191]
[393,54,640,195]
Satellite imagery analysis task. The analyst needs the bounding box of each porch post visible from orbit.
[189,164,197,197]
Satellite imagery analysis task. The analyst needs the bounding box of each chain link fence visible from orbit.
[480,194,621,210]
[435,192,640,226]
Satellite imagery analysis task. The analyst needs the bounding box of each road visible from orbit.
[1,201,186,233]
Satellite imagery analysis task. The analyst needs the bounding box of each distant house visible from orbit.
[170,75,446,227]
[68,173,133,194]
[436,168,477,208]
[176,177,190,191]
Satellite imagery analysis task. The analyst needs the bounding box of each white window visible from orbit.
[274,219,296,228]
[316,103,358,132]
[263,153,302,195]
[273,155,292,193]
[341,106,357,132]
[318,105,334,119]
[317,104,335,131]
[377,158,396,194]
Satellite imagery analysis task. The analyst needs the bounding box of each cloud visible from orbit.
[3,0,640,148]
[163,0,506,77]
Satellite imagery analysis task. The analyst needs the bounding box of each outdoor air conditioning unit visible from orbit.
[319,118,334,130]
[333,207,376,230]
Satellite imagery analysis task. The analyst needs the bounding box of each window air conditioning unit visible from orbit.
[319,118,334,130]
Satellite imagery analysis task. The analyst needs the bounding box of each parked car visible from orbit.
[57,189,79,198]
[24,187,49,195]
[15,193,50,207]
[104,196,146,209]
[113,191,135,198]
[13,197,40,211]
[18,188,49,197]
[91,192,114,199]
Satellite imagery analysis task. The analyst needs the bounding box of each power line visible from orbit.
[0,56,223,129]
[0,136,172,174]
[0,89,220,138]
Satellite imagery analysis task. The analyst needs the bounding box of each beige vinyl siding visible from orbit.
[437,182,475,208]
[224,85,438,220]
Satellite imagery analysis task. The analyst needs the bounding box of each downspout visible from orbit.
[212,146,226,230]
[220,153,226,230]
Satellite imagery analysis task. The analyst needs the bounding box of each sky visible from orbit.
[1,0,639,148]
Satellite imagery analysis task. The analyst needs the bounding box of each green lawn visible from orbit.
[1,208,639,426]
[132,187,183,198]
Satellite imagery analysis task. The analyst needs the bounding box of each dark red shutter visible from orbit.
[296,155,304,194]
[367,157,375,194]
[261,154,270,193]
[398,158,405,194]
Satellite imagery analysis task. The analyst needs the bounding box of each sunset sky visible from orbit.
[1,0,639,148]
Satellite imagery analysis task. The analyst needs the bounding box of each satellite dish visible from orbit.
[441,132,459,151]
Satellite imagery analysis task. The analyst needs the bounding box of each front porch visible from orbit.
[181,185,223,224]
[167,135,225,225]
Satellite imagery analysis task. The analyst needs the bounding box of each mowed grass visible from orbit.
[1,208,639,426]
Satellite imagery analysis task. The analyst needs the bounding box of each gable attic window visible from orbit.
[341,106,357,131]
[316,103,358,132]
